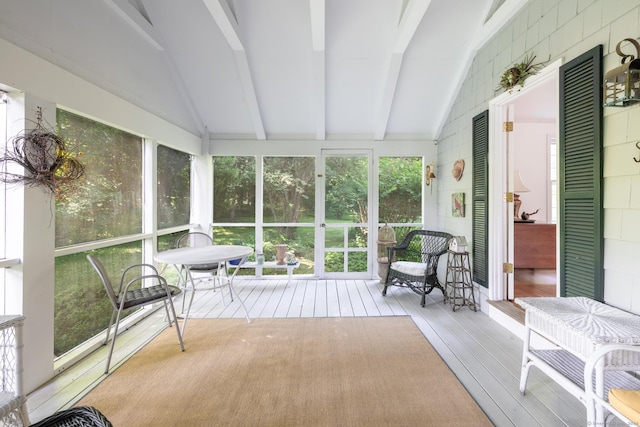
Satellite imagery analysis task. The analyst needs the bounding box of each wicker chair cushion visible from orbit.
[390,261,427,277]
[609,388,640,424]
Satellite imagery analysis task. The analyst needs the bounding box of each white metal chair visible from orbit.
[174,232,251,332]
[87,254,184,374]
[174,232,227,310]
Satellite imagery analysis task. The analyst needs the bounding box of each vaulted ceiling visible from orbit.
[0,0,527,142]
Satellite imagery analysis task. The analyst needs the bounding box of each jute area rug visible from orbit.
[79,317,491,426]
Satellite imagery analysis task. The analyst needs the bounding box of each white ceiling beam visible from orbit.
[432,0,529,139]
[310,0,325,140]
[102,0,164,50]
[140,0,205,139]
[473,0,529,50]
[374,0,432,140]
[202,0,266,140]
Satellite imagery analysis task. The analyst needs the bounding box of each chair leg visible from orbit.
[227,280,251,324]
[165,296,184,352]
[105,308,124,374]
[103,309,117,345]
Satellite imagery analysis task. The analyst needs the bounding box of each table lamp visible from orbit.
[513,170,530,220]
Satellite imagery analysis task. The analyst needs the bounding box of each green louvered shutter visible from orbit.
[472,110,489,287]
[559,45,604,300]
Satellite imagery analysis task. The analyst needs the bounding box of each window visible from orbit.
[157,145,190,229]
[212,156,315,274]
[378,157,423,242]
[549,138,557,223]
[54,109,144,356]
[55,110,142,247]
[262,157,314,271]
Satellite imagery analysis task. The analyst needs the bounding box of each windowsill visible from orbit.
[0,258,21,268]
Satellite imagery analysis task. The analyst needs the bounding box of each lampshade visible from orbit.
[513,170,530,193]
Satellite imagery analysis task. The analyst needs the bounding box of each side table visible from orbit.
[444,251,477,312]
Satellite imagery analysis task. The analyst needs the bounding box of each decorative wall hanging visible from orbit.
[452,192,465,217]
[496,54,548,93]
[451,159,464,181]
[0,107,85,196]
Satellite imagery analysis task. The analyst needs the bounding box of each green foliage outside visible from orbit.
[54,141,424,356]
[212,156,423,274]
[54,111,191,357]
[55,110,143,247]
[157,145,190,229]
[54,242,141,356]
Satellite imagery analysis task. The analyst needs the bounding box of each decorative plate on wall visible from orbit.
[452,160,464,181]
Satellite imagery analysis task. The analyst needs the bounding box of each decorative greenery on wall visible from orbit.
[496,54,548,93]
[0,107,84,197]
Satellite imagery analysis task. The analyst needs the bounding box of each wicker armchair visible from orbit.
[382,230,453,307]
[29,406,112,427]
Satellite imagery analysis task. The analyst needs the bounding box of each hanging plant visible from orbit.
[496,54,548,93]
[0,106,85,196]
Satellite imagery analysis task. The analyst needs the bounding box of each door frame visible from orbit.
[486,58,563,301]
[317,149,374,279]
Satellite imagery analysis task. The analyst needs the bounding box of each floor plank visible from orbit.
[27,278,587,426]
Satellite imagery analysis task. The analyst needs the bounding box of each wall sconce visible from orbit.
[604,38,640,107]
[425,163,436,193]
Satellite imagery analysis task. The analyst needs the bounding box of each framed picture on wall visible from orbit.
[452,192,465,217]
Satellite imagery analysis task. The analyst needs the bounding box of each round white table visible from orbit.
[155,245,253,266]
[155,245,254,335]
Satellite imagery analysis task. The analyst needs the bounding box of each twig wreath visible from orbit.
[0,106,84,196]
[496,54,548,93]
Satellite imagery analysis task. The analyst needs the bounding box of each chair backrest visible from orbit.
[176,232,213,249]
[399,230,453,265]
[87,254,119,309]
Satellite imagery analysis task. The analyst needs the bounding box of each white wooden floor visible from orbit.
[27,277,587,426]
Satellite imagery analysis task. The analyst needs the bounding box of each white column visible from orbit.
[5,92,55,393]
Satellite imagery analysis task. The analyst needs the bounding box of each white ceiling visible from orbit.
[0,0,529,143]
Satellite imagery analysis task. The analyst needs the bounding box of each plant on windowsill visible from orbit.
[0,106,84,199]
[496,54,548,94]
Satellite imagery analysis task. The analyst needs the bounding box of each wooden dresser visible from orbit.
[514,222,556,269]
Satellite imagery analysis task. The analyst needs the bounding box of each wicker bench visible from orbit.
[516,297,640,425]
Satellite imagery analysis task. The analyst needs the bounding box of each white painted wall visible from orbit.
[513,121,556,223]
[436,0,640,314]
